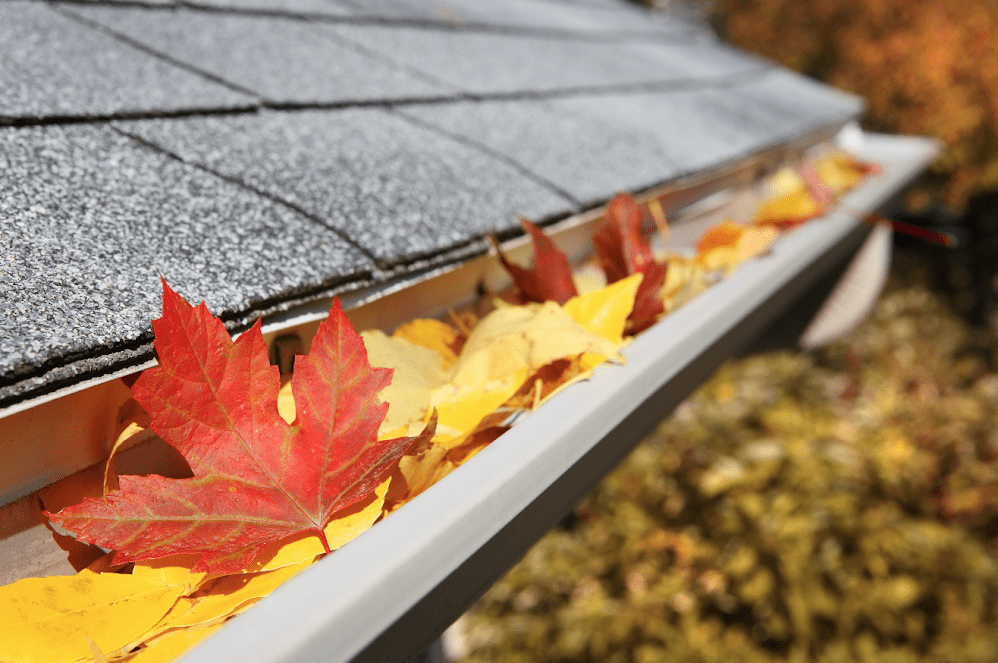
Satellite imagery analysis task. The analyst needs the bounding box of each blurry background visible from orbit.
[456,1,998,661]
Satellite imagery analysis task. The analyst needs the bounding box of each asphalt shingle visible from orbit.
[115,109,572,266]
[0,123,373,394]
[66,6,453,105]
[396,98,680,205]
[0,0,865,409]
[397,71,862,205]
[183,0,354,14]
[353,0,685,35]
[322,23,762,96]
[0,2,255,122]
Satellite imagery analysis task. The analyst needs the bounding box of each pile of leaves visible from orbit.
[460,249,998,663]
[0,148,873,663]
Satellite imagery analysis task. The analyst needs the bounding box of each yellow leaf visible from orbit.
[0,574,185,663]
[391,318,461,367]
[384,441,456,514]
[362,330,450,434]
[154,561,311,631]
[104,399,156,495]
[120,622,226,663]
[815,149,870,194]
[661,256,708,312]
[131,555,208,594]
[277,381,295,424]
[695,221,778,275]
[563,273,641,344]
[450,302,619,387]
[754,190,821,226]
[430,369,528,446]
[735,226,778,264]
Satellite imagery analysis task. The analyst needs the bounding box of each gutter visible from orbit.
[170,132,940,663]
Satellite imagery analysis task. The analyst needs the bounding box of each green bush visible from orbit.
[463,251,998,662]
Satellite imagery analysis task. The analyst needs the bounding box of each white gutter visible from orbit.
[177,133,940,663]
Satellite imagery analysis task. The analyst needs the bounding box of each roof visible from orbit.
[0,0,863,412]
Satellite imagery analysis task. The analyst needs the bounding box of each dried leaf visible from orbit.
[593,193,668,333]
[121,622,226,663]
[49,282,433,574]
[0,574,185,663]
[492,218,578,305]
[362,330,449,434]
[104,400,156,495]
[151,561,312,632]
[563,273,641,344]
[696,221,778,275]
[593,193,656,283]
[383,441,456,514]
[450,302,619,388]
[754,167,823,230]
[430,369,529,447]
[392,318,462,368]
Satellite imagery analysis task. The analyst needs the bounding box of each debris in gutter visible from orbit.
[0,149,878,663]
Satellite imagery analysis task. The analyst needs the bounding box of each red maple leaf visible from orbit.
[491,217,578,305]
[593,193,668,333]
[49,282,434,574]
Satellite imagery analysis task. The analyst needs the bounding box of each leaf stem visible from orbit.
[318,529,331,554]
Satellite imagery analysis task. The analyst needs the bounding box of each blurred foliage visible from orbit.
[714,0,998,209]
[461,249,998,662]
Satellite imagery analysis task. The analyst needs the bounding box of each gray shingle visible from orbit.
[397,98,681,205]
[183,0,354,14]
[0,2,254,121]
[323,23,761,95]
[115,109,573,266]
[397,71,863,205]
[359,0,684,34]
[66,6,453,105]
[0,123,373,384]
[552,79,862,177]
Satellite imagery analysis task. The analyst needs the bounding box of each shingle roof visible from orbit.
[0,0,863,410]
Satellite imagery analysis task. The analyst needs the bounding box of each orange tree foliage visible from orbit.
[716,0,998,208]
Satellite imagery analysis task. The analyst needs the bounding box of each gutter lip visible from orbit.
[174,132,941,663]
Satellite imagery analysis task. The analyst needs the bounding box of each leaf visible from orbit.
[49,282,434,574]
[753,167,823,230]
[245,477,392,572]
[430,369,529,447]
[361,330,449,435]
[383,441,456,514]
[449,301,620,388]
[104,399,156,495]
[562,273,641,344]
[592,193,668,333]
[392,318,462,368]
[593,193,656,282]
[121,622,226,663]
[150,560,312,632]
[492,217,578,305]
[660,255,708,313]
[131,555,209,594]
[0,574,185,663]
[696,220,778,275]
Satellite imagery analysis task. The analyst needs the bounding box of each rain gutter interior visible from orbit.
[157,132,939,663]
